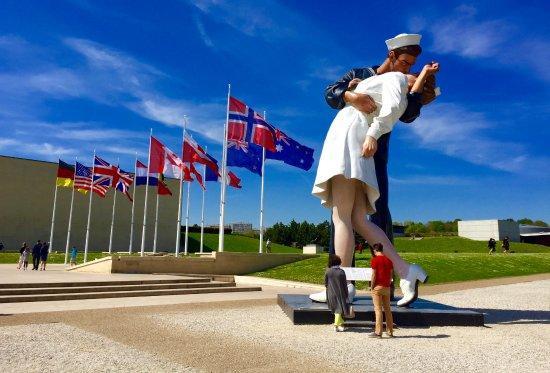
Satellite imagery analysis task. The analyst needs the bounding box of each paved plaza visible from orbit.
[0,265,548,372]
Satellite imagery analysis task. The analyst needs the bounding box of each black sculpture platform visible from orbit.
[278,294,484,326]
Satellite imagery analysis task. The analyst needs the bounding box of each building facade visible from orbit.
[458,219,520,242]
[0,156,179,252]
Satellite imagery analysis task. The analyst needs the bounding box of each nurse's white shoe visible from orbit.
[397,264,428,307]
[309,290,327,303]
[309,283,356,303]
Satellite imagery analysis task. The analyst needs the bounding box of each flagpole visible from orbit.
[140,130,153,257]
[129,153,137,254]
[200,146,207,254]
[218,84,230,252]
[84,150,96,263]
[175,116,187,257]
[153,192,160,253]
[108,158,119,254]
[64,157,77,264]
[259,111,267,254]
[184,180,191,255]
[48,160,60,253]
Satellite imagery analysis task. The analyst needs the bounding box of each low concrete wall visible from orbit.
[99,252,318,275]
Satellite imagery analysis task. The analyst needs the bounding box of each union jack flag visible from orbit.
[115,167,134,201]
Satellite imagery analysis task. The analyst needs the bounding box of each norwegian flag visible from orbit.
[115,167,134,201]
[227,96,277,153]
[182,134,219,173]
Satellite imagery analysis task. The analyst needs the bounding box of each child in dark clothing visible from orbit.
[325,254,354,332]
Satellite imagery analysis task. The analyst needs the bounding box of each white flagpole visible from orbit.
[184,180,191,255]
[64,157,77,264]
[200,146,207,254]
[175,116,187,257]
[48,161,59,253]
[84,150,96,263]
[153,192,160,253]
[128,153,137,254]
[140,130,153,257]
[259,111,267,254]
[218,84,230,252]
[108,158,119,254]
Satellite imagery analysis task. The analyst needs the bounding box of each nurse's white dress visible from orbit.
[312,72,409,213]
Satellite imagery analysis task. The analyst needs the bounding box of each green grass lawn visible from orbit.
[393,236,548,253]
[252,252,550,289]
[0,251,109,265]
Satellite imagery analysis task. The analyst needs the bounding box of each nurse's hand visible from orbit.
[362,136,377,158]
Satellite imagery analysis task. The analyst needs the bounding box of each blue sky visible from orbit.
[0,0,548,226]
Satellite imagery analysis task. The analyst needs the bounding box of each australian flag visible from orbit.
[226,97,276,176]
[266,129,314,171]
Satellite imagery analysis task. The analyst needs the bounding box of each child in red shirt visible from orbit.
[370,243,394,338]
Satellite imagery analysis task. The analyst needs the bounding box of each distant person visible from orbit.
[502,236,510,254]
[370,243,394,338]
[17,242,28,269]
[488,238,496,255]
[32,240,42,270]
[0,242,4,251]
[40,242,49,270]
[355,240,364,254]
[70,246,78,267]
[22,244,31,270]
[265,239,272,253]
[325,254,354,332]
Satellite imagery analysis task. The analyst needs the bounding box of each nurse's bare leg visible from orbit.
[331,175,356,267]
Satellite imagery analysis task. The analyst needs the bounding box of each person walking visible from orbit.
[369,243,394,338]
[17,242,28,269]
[325,254,354,332]
[70,246,78,267]
[265,239,272,253]
[31,240,42,270]
[488,238,496,255]
[502,236,510,254]
[40,242,49,270]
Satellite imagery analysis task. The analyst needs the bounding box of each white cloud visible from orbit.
[410,103,549,175]
[193,14,214,48]
[389,175,473,186]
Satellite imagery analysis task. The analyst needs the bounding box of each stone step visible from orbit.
[0,278,208,289]
[0,285,262,303]
[0,281,233,296]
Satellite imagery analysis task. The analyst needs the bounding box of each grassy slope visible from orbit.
[393,236,548,253]
[252,252,550,288]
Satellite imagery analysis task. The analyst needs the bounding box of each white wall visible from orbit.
[458,219,520,242]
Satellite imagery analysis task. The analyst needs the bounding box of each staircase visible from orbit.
[0,277,261,303]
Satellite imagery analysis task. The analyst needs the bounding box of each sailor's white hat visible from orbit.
[385,33,422,51]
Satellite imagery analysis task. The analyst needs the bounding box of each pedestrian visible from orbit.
[502,236,510,254]
[22,245,31,270]
[0,241,4,251]
[17,242,28,269]
[70,246,78,267]
[488,238,496,255]
[325,254,354,332]
[355,240,364,254]
[31,240,42,270]
[265,239,272,253]
[40,242,49,270]
[369,243,394,338]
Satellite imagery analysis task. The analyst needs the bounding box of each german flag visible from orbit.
[56,159,75,187]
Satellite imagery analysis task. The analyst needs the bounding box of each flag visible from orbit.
[56,159,74,187]
[188,163,205,190]
[91,156,113,197]
[115,167,134,201]
[149,136,184,179]
[74,162,108,196]
[157,174,172,196]
[135,160,159,186]
[266,129,315,171]
[183,134,219,173]
[206,167,242,189]
[228,97,276,151]
[226,96,277,176]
